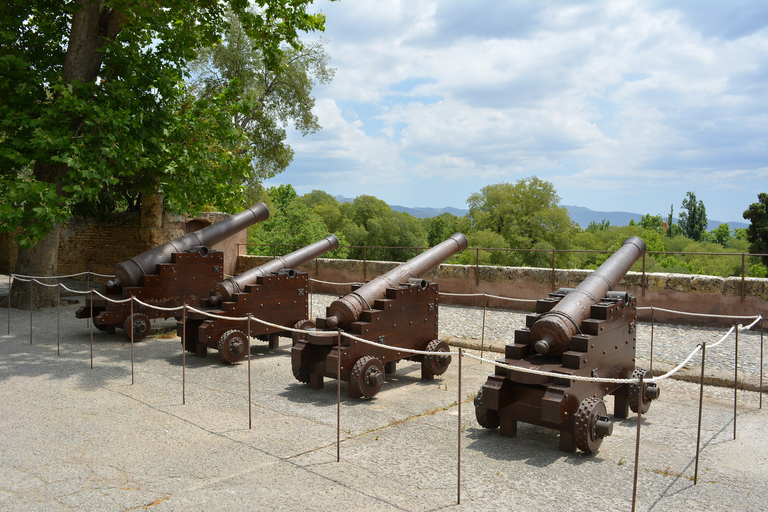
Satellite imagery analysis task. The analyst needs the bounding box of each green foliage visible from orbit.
[423,213,460,247]
[249,184,348,259]
[0,0,328,246]
[639,214,664,233]
[678,191,708,241]
[586,219,611,232]
[467,177,574,265]
[743,192,768,265]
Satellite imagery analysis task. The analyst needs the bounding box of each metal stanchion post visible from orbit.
[130,295,135,385]
[336,330,342,463]
[480,294,487,359]
[6,273,11,335]
[694,343,706,485]
[631,373,644,512]
[29,280,33,345]
[247,314,252,430]
[310,280,313,320]
[86,272,91,328]
[760,320,764,409]
[57,283,61,356]
[733,325,738,440]
[90,289,94,369]
[649,307,655,372]
[182,304,186,405]
[457,348,462,505]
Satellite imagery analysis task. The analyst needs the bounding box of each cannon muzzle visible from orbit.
[531,236,646,356]
[114,202,270,288]
[324,233,468,329]
[210,234,340,304]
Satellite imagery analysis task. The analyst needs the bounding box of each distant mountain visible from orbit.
[563,205,747,231]
[332,195,747,230]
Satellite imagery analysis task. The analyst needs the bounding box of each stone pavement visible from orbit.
[0,298,767,511]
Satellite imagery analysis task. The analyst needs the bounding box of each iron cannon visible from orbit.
[474,236,660,453]
[292,233,468,398]
[179,235,339,364]
[76,203,269,340]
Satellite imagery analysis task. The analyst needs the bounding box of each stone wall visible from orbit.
[237,255,768,328]
[3,211,245,279]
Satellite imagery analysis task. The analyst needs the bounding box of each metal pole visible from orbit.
[733,325,738,440]
[130,295,135,385]
[363,246,367,281]
[631,373,644,512]
[337,330,342,463]
[86,272,91,328]
[475,248,480,286]
[457,348,462,505]
[760,320,764,409]
[182,304,186,405]
[641,253,646,298]
[480,293,487,360]
[89,289,94,369]
[551,250,556,291]
[694,342,706,485]
[248,314,252,430]
[29,280,33,345]
[7,273,11,335]
[741,253,745,302]
[57,283,61,356]
[310,280,313,320]
[649,307,655,372]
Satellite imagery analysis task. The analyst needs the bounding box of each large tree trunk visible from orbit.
[9,2,126,309]
[10,227,61,309]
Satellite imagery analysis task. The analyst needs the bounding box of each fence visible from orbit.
[239,243,768,302]
[2,270,765,509]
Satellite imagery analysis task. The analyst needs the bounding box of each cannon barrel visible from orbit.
[324,233,468,329]
[114,202,270,288]
[210,234,340,304]
[531,236,646,356]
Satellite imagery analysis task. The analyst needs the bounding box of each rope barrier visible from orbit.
[10,271,762,388]
[637,306,760,321]
[308,278,361,286]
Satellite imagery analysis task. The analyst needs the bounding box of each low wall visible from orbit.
[237,255,768,328]
[2,212,245,279]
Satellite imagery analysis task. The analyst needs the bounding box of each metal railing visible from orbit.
[238,243,768,303]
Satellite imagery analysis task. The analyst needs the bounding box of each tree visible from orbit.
[0,0,327,307]
[639,214,663,233]
[423,213,459,247]
[709,223,732,246]
[743,192,768,265]
[678,192,708,241]
[250,184,348,259]
[365,211,427,262]
[189,12,334,182]
[467,177,573,265]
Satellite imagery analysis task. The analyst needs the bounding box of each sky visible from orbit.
[263,0,768,224]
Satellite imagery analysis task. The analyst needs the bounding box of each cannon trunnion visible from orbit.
[474,237,659,453]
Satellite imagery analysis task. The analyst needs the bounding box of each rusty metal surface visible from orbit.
[180,272,309,362]
[293,280,441,398]
[114,202,269,288]
[475,238,658,454]
[530,236,646,356]
[324,233,467,329]
[213,234,338,304]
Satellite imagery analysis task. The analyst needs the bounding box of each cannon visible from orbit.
[474,236,659,453]
[179,235,339,364]
[292,233,468,398]
[76,203,270,340]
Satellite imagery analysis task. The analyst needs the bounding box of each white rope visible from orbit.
[91,289,132,303]
[341,330,460,357]
[58,283,91,295]
[308,278,360,286]
[483,293,537,303]
[31,279,59,288]
[132,296,184,313]
[637,306,759,321]
[439,292,485,298]
[184,305,338,337]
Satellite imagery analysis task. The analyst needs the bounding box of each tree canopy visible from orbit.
[743,192,768,265]
[678,191,708,241]
[1,0,328,246]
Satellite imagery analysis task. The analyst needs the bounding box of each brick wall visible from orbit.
[2,211,245,280]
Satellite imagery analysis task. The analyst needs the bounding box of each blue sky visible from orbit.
[264,0,768,224]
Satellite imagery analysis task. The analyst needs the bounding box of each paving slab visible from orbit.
[0,299,766,511]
